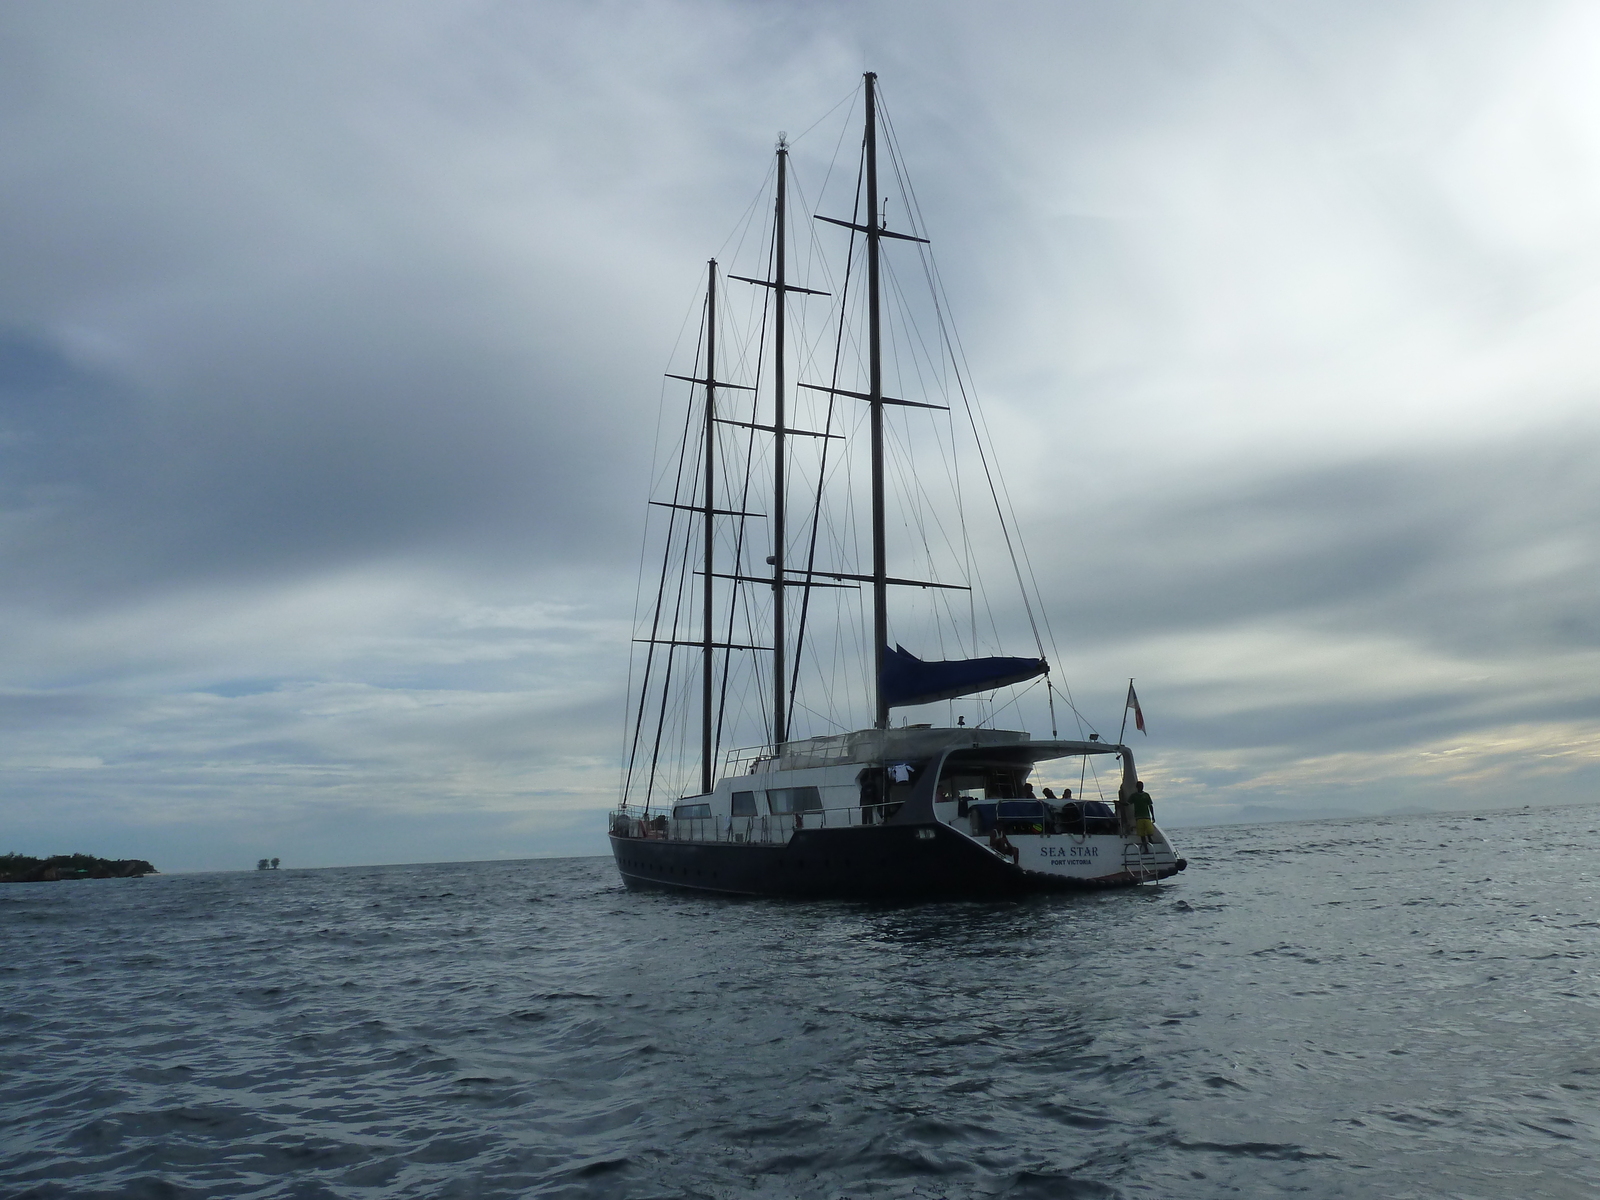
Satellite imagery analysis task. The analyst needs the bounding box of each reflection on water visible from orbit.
[3,805,1599,1198]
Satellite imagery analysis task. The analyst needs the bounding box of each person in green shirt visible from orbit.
[1129,781,1157,853]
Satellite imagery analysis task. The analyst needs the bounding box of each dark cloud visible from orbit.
[1041,426,1600,646]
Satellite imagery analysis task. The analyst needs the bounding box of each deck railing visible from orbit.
[610,801,904,846]
[719,740,868,775]
[607,800,1146,848]
[719,744,776,777]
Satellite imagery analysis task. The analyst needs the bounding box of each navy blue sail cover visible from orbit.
[881,643,1047,709]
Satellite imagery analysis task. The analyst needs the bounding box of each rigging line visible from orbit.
[876,258,968,578]
[641,532,691,812]
[647,276,732,501]
[1048,679,1096,739]
[715,157,779,267]
[788,80,860,149]
[1086,755,1107,806]
[879,251,949,406]
[785,160,838,296]
[715,270,772,755]
[897,371,965,662]
[725,208,775,392]
[623,298,708,806]
[649,479,703,807]
[875,101,995,664]
[788,139,864,733]
[621,402,668,797]
[738,573,769,740]
[906,215,1065,684]
[643,465,707,807]
[723,183,804,747]
[622,394,699,807]
[875,93,931,244]
[644,294,715,810]
[974,674,1047,730]
[879,405,960,614]
[809,79,864,236]
[789,697,848,734]
[913,235,1045,664]
[622,274,713,795]
[879,102,1048,674]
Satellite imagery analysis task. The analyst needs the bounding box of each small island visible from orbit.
[0,852,158,883]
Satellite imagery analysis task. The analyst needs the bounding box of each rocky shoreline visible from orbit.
[0,853,158,883]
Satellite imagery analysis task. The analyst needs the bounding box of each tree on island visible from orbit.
[1,853,157,883]
[256,858,282,871]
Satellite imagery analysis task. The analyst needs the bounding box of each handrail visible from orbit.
[608,800,904,845]
[721,743,777,777]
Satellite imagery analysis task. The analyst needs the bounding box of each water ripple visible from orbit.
[4,806,1600,1197]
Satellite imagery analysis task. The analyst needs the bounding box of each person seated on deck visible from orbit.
[1041,787,1056,800]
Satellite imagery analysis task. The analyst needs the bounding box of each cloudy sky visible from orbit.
[5,1,1600,870]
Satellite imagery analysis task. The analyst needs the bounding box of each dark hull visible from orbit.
[610,822,1183,899]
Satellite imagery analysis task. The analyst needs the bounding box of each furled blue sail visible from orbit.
[881,644,1048,709]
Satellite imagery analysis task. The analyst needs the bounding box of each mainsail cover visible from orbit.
[881,644,1047,709]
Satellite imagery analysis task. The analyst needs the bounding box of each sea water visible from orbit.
[3,804,1598,1199]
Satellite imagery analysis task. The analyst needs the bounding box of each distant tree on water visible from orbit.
[257,858,282,871]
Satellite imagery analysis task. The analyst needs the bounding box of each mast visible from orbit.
[732,138,827,744]
[772,139,789,747]
[702,259,716,794]
[865,72,888,729]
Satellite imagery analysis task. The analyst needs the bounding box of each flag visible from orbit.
[1126,681,1146,735]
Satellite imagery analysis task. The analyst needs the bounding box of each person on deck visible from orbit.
[1129,781,1156,853]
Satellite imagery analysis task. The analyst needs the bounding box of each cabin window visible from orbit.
[673,803,712,820]
[731,791,758,817]
[767,786,822,814]
[988,770,1028,798]
[942,775,987,800]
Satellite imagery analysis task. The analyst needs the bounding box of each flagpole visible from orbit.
[1118,677,1133,744]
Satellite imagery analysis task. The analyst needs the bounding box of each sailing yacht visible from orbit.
[608,74,1186,898]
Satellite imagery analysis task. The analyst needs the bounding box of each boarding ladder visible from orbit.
[1122,840,1160,883]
